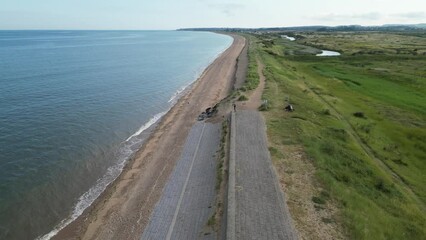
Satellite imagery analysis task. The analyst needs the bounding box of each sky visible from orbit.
[0,0,425,30]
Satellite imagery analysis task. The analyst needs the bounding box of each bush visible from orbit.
[312,196,326,204]
[259,104,268,111]
[238,95,248,101]
[322,109,331,115]
[353,112,365,118]
[259,100,269,111]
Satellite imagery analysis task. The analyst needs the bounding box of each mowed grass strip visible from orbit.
[250,32,426,239]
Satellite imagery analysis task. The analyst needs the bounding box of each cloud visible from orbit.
[391,11,426,20]
[209,3,245,17]
[312,12,382,22]
[311,11,426,23]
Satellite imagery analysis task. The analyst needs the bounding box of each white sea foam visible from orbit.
[168,84,190,104]
[37,112,166,240]
[126,112,166,141]
[37,160,127,240]
[37,91,185,240]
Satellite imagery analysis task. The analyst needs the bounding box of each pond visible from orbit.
[316,50,341,56]
[281,35,295,41]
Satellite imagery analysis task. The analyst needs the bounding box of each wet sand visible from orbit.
[53,33,245,240]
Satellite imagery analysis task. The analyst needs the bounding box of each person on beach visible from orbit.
[233,103,236,112]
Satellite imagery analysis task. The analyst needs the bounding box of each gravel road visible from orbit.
[228,110,297,240]
[141,122,221,240]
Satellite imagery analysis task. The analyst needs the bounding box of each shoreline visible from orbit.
[37,34,231,240]
[51,33,245,240]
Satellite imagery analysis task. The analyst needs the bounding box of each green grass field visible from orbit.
[248,31,426,239]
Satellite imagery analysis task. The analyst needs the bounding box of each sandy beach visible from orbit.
[53,33,245,240]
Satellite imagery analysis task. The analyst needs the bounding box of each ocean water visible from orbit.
[0,30,232,239]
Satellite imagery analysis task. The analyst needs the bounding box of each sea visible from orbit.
[0,30,232,240]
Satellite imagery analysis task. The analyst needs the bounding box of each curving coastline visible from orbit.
[50,33,245,240]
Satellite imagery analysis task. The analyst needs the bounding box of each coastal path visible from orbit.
[141,122,221,240]
[227,110,297,240]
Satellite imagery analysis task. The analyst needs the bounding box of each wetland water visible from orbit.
[281,35,295,41]
[316,50,341,56]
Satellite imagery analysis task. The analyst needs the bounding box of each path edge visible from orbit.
[259,113,299,239]
[226,112,237,240]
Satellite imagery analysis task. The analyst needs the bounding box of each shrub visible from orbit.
[353,112,365,118]
[322,109,331,115]
[259,100,269,111]
[312,196,326,204]
[238,95,248,101]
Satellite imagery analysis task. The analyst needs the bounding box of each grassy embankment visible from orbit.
[233,34,260,102]
[250,32,426,239]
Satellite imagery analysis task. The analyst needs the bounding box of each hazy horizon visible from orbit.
[0,22,425,31]
[1,0,425,30]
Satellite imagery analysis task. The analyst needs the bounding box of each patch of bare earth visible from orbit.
[237,58,265,110]
[272,144,345,240]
